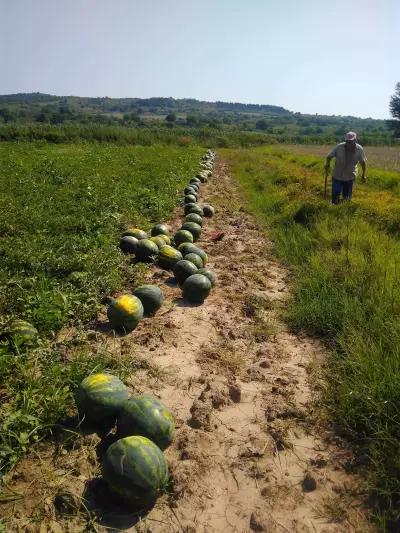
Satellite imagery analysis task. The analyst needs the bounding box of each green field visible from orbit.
[0,141,202,474]
[223,145,400,527]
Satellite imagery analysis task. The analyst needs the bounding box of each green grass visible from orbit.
[0,141,202,477]
[223,146,400,528]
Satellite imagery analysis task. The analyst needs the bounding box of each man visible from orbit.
[325,132,367,204]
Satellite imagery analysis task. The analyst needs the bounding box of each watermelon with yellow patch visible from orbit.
[75,373,129,422]
[122,228,148,240]
[102,436,169,507]
[158,245,183,270]
[107,294,144,331]
[117,395,174,450]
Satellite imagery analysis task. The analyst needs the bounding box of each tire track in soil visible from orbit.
[3,157,373,533]
[113,157,372,532]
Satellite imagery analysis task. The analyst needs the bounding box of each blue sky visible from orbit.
[1,0,398,118]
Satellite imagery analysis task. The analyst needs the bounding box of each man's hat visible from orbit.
[345,131,357,141]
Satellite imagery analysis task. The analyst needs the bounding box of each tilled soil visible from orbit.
[2,157,373,532]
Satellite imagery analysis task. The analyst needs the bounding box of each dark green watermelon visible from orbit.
[184,194,197,204]
[133,285,164,316]
[184,213,203,226]
[184,186,197,196]
[119,236,139,254]
[182,274,212,303]
[198,268,217,287]
[151,224,170,237]
[135,239,159,262]
[158,245,183,270]
[184,202,198,215]
[102,436,169,507]
[181,222,202,242]
[117,395,174,450]
[184,253,204,269]
[107,294,144,331]
[178,244,208,265]
[75,373,129,422]
[173,259,198,285]
[186,205,204,217]
[174,230,193,246]
[202,204,215,218]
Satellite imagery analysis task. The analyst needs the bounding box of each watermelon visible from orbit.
[190,178,201,186]
[184,253,203,269]
[186,205,203,217]
[174,229,193,246]
[159,234,171,246]
[184,186,197,196]
[202,204,215,218]
[103,436,169,507]
[117,395,174,450]
[107,294,144,331]
[122,228,148,240]
[182,274,212,303]
[178,244,208,264]
[158,245,183,270]
[181,222,202,242]
[198,268,217,287]
[7,320,39,349]
[184,213,203,226]
[173,259,198,285]
[75,373,129,422]
[119,236,139,254]
[133,285,164,316]
[184,194,197,204]
[135,239,159,262]
[151,224,170,237]
[184,202,198,215]
[150,236,167,249]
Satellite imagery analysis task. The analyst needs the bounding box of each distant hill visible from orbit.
[0,92,394,145]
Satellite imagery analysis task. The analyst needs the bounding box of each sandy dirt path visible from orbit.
[3,156,373,532]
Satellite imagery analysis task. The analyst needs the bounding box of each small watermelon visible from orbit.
[186,205,203,217]
[184,202,198,215]
[182,274,212,304]
[151,224,170,238]
[150,236,167,249]
[135,239,159,262]
[107,294,144,331]
[7,320,39,349]
[158,245,183,270]
[184,213,203,226]
[119,236,139,254]
[75,373,129,422]
[184,186,197,196]
[198,268,217,287]
[202,204,215,218]
[181,222,202,242]
[122,228,148,240]
[174,229,193,246]
[159,234,171,245]
[184,194,197,204]
[117,395,174,450]
[173,259,198,285]
[103,436,169,507]
[184,253,203,269]
[133,285,164,316]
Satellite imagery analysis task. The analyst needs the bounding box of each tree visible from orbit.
[389,82,400,120]
[165,113,176,123]
[255,119,269,131]
[388,83,400,136]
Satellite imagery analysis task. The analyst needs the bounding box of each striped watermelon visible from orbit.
[107,294,144,331]
[198,268,217,287]
[75,373,129,422]
[103,436,169,507]
[151,224,170,237]
[119,236,139,254]
[117,395,174,450]
[122,228,148,240]
[135,239,159,262]
[184,253,204,269]
[174,229,193,246]
[181,222,202,242]
[184,213,203,226]
[173,259,198,285]
[183,274,212,303]
[7,320,39,349]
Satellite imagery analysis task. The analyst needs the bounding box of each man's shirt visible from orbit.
[328,142,366,181]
